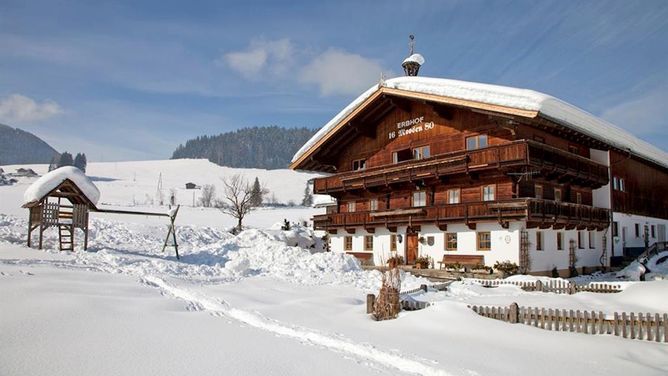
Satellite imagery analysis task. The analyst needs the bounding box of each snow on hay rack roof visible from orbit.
[290,76,668,170]
[22,166,100,209]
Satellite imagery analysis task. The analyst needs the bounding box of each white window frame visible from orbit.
[482,185,495,201]
[347,201,356,212]
[412,191,427,207]
[369,198,378,211]
[447,188,460,204]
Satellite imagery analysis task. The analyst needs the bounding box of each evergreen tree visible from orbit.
[48,155,59,171]
[250,177,263,207]
[58,152,74,167]
[74,153,87,172]
[301,182,313,207]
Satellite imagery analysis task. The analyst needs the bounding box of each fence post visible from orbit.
[509,302,519,324]
[420,284,428,293]
[569,281,577,295]
[366,294,376,314]
[535,280,543,292]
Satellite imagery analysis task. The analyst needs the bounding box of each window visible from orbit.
[554,188,562,202]
[466,134,488,150]
[477,232,491,251]
[576,192,582,205]
[447,188,460,204]
[613,176,626,192]
[536,231,543,251]
[612,221,619,237]
[577,231,584,249]
[413,191,426,207]
[445,233,457,251]
[344,236,353,251]
[534,135,545,143]
[347,201,356,212]
[364,236,374,251]
[390,234,397,252]
[369,198,378,211]
[352,159,366,171]
[535,185,543,199]
[482,185,495,201]
[557,232,563,250]
[392,149,413,164]
[635,223,640,238]
[568,145,579,154]
[588,231,595,249]
[651,225,656,238]
[413,146,430,160]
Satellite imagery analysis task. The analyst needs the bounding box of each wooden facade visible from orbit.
[297,95,612,233]
[292,81,668,269]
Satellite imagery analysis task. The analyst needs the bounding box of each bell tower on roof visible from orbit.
[402,35,425,77]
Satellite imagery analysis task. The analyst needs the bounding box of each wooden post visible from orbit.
[663,313,667,343]
[614,312,620,336]
[653,313,660,342]
[583,311,589,334]
[622,312,628,338]
[535,280,543,292]
[366,294,375,314]
[420,284,428,292]
[569,281,577,295]
[630,312,636,339]
[38,224,43,249]
[509,303,519,324]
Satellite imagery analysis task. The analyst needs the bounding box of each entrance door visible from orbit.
[658,224,666,242]
[405,232,418,264]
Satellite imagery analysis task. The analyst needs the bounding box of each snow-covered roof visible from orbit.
[292,76,668,169]
[402,54,425,66]
[23,166,100,207]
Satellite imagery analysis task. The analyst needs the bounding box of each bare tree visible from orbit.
[218,175,255,231]
[199,184,216,207]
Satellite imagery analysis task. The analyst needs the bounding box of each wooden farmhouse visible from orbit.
[290,53,668,276]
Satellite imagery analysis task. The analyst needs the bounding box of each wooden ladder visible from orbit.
[58,224,74,252]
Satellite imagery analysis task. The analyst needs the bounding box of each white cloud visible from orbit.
[600,89,668,135]
[220,38,295,79]
[299,48,389,96]
[0,94,63,123]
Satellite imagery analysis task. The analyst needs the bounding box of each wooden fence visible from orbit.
[470,303,668,343]
[463,278,622,294]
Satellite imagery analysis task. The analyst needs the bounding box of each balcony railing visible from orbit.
[313,140,609,194]
[313,199,610,231]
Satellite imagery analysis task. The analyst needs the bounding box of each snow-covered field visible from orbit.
[1,160,667,375]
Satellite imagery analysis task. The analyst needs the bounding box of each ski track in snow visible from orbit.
[140,275,453,376]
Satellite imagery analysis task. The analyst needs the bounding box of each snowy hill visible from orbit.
[0,158,327,229]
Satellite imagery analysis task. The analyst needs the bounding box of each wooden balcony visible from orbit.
[313,199,610,232]
[313,140,609,194]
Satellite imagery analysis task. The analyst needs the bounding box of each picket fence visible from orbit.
[470,303,667,343]
[464,278,622,294]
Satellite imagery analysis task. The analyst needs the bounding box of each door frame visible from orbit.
[405,227,419,264]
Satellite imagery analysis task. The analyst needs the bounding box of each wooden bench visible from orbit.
[438,255,485,270]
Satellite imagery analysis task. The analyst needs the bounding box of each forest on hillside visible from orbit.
[0,123,59,165]
[171,126,316,169]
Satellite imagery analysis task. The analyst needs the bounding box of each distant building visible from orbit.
[13,168,38,177]
[185,182,198,189]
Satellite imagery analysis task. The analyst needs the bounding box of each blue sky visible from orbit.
[1,0,667,162]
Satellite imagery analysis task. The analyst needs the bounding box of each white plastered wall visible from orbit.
[611,213,668,256]
[528,228,608,272]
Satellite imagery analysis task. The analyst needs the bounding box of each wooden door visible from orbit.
[405,232,418,264]
[658,225,666,242]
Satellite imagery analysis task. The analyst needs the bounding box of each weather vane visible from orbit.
[409,34,415,55]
